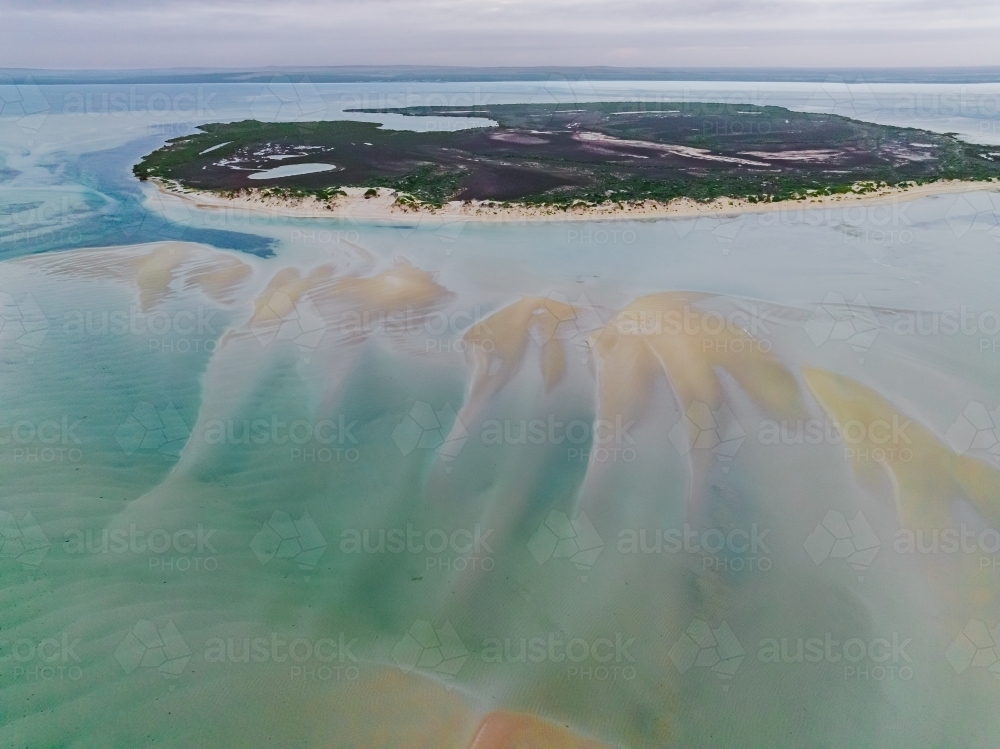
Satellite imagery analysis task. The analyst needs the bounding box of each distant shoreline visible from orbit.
[151,178,1000,224]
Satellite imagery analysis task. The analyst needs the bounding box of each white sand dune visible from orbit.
[151,175,1000,225]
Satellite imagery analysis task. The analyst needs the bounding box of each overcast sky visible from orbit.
[2,0,999,69]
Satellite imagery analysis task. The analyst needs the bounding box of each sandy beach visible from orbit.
[151,177,1000,224]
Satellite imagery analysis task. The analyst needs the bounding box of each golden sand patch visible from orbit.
[467,710,613,749]
[802,366,1000,619]
[593,293,805,427]
[27,241,253,310]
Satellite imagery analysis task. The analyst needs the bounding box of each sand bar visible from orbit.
[151,178,1000,225]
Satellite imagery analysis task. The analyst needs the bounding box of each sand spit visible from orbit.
[151,178,1000,225]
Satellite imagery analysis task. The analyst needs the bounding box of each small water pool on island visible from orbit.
[247,162,337,179]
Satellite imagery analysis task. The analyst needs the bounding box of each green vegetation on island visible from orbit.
[133,102,1000,208]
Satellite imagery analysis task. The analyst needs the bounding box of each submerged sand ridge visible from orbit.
[5,238,1000,748]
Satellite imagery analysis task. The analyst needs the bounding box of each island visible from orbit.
[134,101,1000,217]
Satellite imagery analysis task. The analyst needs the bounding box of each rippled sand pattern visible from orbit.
[3,216,1000,748]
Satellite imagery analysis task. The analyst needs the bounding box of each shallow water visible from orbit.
[2,80,1000,748]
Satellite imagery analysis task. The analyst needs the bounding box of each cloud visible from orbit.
[1,0,999,68]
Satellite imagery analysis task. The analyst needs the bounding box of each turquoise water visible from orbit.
[2,80,1000,748]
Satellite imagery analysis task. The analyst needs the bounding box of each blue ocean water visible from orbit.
[1,79,1000,748]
